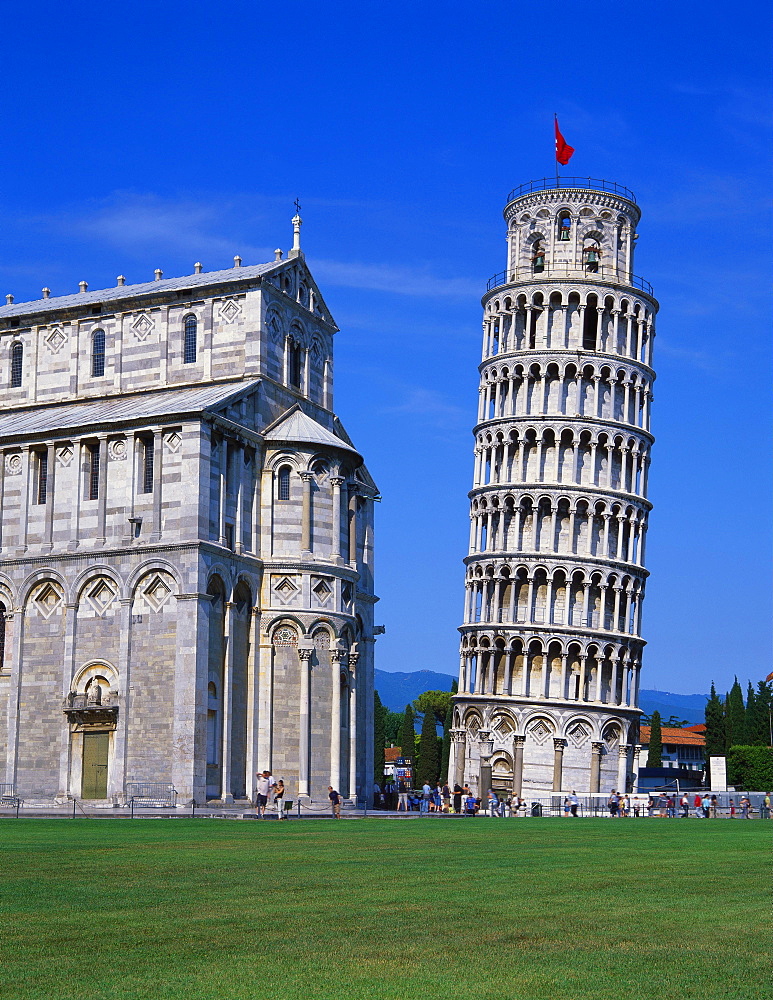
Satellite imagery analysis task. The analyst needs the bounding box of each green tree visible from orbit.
[383,709,403,748]
[745,680,773,746]
[725,678,745,750]
[646,710,662,767]
[416,706,440,787]
[451,678,458,695]
[664,715,690,728]
[726,745,773,790]
[743,682,757,745]
[373,690,386,784]
[412,690,452,727]
[704,683,726,786]
[439,704,452,784]
[398,704,416,765]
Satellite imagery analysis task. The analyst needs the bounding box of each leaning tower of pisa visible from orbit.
[448,178,657,800]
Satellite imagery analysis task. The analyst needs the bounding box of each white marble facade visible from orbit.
[450,180,657,797]
[0,223,378,806]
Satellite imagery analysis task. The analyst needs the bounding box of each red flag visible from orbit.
[555,118,575,166]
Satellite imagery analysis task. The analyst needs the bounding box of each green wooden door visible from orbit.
[82,732,109,798]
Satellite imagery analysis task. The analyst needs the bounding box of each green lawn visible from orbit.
[0,817,769,999]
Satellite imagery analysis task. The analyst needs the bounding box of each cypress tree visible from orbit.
[743,682,758,746]
[398,704,416,765]
[754,681,773,746]
[704,683,726,785]
[373,690,386,784]
[646,710,662,767]
[439,704,452,783]
[725,678,745,749]
[416,707,440,787]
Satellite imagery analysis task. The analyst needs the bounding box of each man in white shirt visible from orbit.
[255,770,274,818]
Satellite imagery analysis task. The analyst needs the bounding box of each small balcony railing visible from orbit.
[486,263,653,296]
[506,177,637,204]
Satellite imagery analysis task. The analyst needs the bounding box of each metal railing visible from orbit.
[127,782,177,812]
[486,264,653,295]
[506,177,637,204]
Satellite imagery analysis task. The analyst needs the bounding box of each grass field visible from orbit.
[0,817,770,1000]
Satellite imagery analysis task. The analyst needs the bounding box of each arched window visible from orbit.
[183,315,197,364]
[558,212,572,241]
[288,339,302,389]
[92,329,105,377]
[531,242,545,274]
[10,342,22,387]
[277,465,291,501]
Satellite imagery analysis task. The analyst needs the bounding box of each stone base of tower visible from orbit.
[450,696,641,799]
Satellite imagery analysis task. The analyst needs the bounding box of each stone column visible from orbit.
[478,732,492,802]
[348,652,359,802]
[552,738,567,792]
[632,745,642,792]
[512,735,526,797]
[57,602,79,798]
[297,645,313,797]
[590,741,604,793]
[171,592,209,805]
[329,477,344,563]
[617,744,631,794]
[300,471,314,558]
[245,608,261,803]
[559,653,568,700]
[454,729,467,788]
[219,600,236,803]
[4,607,24,788]
[330,651,346,790]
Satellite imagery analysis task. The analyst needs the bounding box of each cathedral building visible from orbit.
[449,179,657,798]
[0,214,378,806]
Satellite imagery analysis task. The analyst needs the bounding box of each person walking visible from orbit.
[420,782,432,815]
[397,779,409,812]
[729,798,736,818]
[568,790,579,818]
[328,786,342,819]
[273,779,286,820]
[679,793,689,818]
[486,789,498,817]
[255,770,274,818]
[442,782,451,813]
[452,783,463,815]
[739,795,751,819]
[761,793,771,820]
[709,794,718,818]
[608,791,619,817]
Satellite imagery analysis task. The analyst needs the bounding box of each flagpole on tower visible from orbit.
[554,114,560,186]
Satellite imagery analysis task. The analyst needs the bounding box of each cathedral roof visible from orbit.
[0,378,260,440]
[0,263,282,319]
[263,405,361,457]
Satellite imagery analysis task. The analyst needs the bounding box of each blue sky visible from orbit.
[1,2,770,695]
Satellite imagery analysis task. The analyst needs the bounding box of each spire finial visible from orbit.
[289,199,303,258]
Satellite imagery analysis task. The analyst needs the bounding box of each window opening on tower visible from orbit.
[583,295,599,350]
[531,243,545,274]
[558,213,572,241]
[583,242,601,273]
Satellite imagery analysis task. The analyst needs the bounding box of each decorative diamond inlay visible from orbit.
[312,578,332,603]
[143,574,172,612]
[528,719,553,745]
[218,298,241,324]
[56,445,73,468]
[567,722,590,748]
[35,582,63,618]
[86,578,117,615]
[45,327,67,354]
[132,313,154,341]
[164,432,181,453]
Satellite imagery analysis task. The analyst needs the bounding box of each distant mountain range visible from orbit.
[374,668,708,724]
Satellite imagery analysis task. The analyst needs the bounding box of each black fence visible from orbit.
[506,177,637,204]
